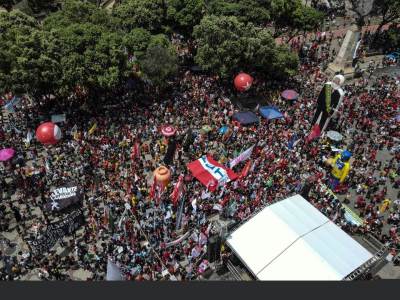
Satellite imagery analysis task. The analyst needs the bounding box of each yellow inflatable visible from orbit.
[330,154,351,183]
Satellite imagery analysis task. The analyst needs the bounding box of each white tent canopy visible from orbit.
[226,194,373,281]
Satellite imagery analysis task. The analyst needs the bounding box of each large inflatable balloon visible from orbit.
[154,166,171,187]
[234,73,253,92]
[36,122,62,145]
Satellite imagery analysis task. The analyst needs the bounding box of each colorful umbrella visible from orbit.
[281,90,299,100]
[0,148,15,161]
[218,126,228,134]
[327,131,343,142]
[259,106,284,120]
[161,125,176,137]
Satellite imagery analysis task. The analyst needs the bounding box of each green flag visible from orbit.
[266,178,273,188]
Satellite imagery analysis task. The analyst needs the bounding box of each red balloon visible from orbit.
[234,73,253,92]
[36,122,62,145]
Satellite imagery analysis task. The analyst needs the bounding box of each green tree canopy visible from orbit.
[48,22,129,98]
[140,44,178,88]
[0,10,62,98]
[112,0,165,33]
[0,0,15,12]
[373,0,400,28]
[206,0,271,26]
[165,0,206,35]
[193,15,298,79]
[204,0,322,36]
[270,0,324,37]
[27,0,58,14]
[43,0,112,30]
[122,27,152,60]
[40,1,131,99]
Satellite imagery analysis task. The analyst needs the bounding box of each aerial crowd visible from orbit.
[0,24,399,281]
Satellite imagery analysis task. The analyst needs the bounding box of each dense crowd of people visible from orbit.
[0,21,399,281]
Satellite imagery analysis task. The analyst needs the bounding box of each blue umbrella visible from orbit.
[219,126,228,134]
[232,111,259,125]
[395,114,400,122]
[259,106,284,120]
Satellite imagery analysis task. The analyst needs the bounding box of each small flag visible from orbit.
[288,134,298,150]
[103,206,109,227]
[88,123,97,135]
[71,124,78,136]
[149,178,156,199]
[130,142,140,160]
[238,160,252,179]
[170,174,184,207]
[45,159,51,173]
[306,124,321,143]
[26,130,33,143]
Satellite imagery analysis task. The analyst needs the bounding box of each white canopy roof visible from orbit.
[226,194,373,281]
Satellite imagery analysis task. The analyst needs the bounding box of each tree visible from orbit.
[123,27,152,60]
[269,0,324,38]
[112,0,165,33]
[193,15,298,79]
[347,0,374,29]
[385,25,400,51]
[206,0,271,26]
[43,0,112,30]
[140,44,178,88]
[49,22,129,98]
[0,11,62,98]
[374,0,400,31]
[42,1,131,100]
[193,15,250,77]
[166,0,206,35]
[0,0,15,12]
[27,0,58,13]
[251,28,299,79]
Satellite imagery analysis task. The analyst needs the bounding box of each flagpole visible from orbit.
[175,194,185,232]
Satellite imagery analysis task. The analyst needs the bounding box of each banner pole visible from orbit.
[175,194,185,231]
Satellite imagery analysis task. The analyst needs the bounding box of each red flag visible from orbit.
[155,181,165,204]
[306,124,321,143]
[170,174,184,206]
[239,160,252,179]
[219,195,230,207]
[131,141,140,160]
[149,178,157,199]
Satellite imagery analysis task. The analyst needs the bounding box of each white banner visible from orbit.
[165,231,191,248]
[229,145,255,168]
